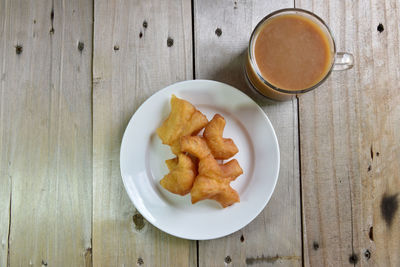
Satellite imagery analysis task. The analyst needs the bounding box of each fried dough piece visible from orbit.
[157,95,208,155]
[203,114,239,159]
[170,110,208,154]
[160,153,197,196]
[191,155,240,208]
[220,159,243,181]
[180,136,241,207]
[180,136,242,179]
[180,136,211,159]
[157,95,194,145]
[165,157,178,170]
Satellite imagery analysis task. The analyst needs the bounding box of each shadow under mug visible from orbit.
[244,8,354,101]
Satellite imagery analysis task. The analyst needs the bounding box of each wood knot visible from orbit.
[15,45,23,55]
[313,241,319,250]
[167,37,174,47]
[349,253,358,264]
[381,193,398,227]
[215,28,222,37]
[137,257,144,265]
[377,23,384,33]
[133,213,145,230]
[224,256,232,264]
[78,42,84,52]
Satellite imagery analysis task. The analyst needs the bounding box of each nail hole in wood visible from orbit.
[367,165,372,172]
[143,20,148,28]
[114,45,119,51]
[139,32,143,38]
[15,45,23,55]
[224,256,232,264]
[370,145,374,160]
[33,19,36,24]
[78,42,84,52]
[313,241,319,250]
[240,234,244,242]
[167,37,174,47]
[377,23,384,33]
[369,226,373,241]
[137,257,144,265]
[349,253,358,264]
[234,1,237,9]
[50,8,54,34]
[41,260,47,266]
[364,250,371,260]
[215,28,222,37]
[376,152,380,157]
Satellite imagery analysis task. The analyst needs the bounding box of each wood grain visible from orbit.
[0,1,10,266]
[194,1,302,266]
[297,0,400,266]
[92,0,195,266]
[0,0,93,266]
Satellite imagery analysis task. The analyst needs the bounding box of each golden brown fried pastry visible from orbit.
[159,153,197,196]
[220,159,243,181]
[180,136,241,207]
[170,110,208,154]
[203,114,239,159]
[157,96,243,207]
[191,155,240,208]
[180,136,211,159]
[157,95,208,155]
[165,157,178,170]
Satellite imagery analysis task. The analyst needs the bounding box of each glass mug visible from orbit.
[245,8,354,101]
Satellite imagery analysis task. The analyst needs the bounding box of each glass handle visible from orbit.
[333,52,354,71]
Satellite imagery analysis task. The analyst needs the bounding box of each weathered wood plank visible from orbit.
[0,1,10,266]
[298,0,400,266]
[92,1,195,266]
[194,1,302,266]
[0,1,11,266]
[1,0,93,266]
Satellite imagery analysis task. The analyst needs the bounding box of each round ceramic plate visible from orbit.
[120,80,280,240]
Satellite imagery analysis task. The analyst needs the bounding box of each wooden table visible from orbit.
[1,0,399,266]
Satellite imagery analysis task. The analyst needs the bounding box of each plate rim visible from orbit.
[120,79,280,240]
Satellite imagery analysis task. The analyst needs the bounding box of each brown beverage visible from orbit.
[245,9,348,101]
[255,14,332,90]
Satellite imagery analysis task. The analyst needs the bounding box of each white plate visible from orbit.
[120,80,280,240]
